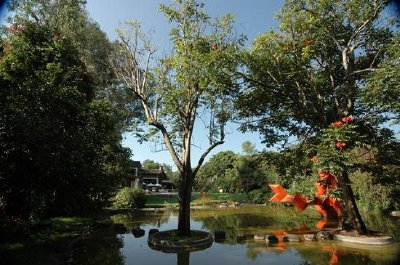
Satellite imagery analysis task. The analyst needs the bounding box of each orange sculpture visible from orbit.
[268,117,356,219]
[268,171,342,218]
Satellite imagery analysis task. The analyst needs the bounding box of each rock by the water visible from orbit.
[284,234,301,242]
[254,234,265,240]
[236,234,247,241]
[132,227,145,238]
[303,234,316,241]
[229,201,240,207]
[149,229,159,235]
[317,231,333,240]
[217,202,229,208]
[265,235,278,243]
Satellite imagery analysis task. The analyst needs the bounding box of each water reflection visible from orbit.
[177,252,190,265]
[71,228,125,265]
[70,206,400,265]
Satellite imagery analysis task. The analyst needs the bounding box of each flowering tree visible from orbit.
[312,117,367,234]
[237,0,395,235]
[237,0,395,145]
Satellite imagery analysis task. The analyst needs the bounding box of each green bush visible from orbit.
[247,189,267,204]
[350,170,393,213]
[111,188,146,209]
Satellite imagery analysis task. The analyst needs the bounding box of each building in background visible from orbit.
[128,161,166,190]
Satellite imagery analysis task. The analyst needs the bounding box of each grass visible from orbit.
[0,217,91,265]
[145,192,249,207]
[31,217,91,241]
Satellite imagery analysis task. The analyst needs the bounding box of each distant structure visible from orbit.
[128,161,166,189]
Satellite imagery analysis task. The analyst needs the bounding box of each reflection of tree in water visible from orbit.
[195,213,275,244]
[290,242,400,265]
[245,243,287,260]
[192,206,321,233]
[71,229,124,265]
[193,207,320,245]
[111,209,172,229]
[287,246,331,265]
[177,252,190,265]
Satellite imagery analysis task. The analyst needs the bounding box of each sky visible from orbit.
[84,0,285,168]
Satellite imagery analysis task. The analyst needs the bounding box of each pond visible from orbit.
[71,205,400,265]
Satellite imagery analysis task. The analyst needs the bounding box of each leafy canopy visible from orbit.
[237,0,394,146]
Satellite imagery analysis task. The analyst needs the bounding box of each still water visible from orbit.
[71,205,400,265]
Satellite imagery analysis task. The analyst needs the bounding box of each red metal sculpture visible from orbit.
[268,168,343,218]
[268,117,356,218]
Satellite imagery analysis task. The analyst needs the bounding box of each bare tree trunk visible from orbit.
[336,170,368,235]
[177,170,193,236]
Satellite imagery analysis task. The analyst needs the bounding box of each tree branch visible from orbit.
[151,122,184,172]
[193,140,224,176]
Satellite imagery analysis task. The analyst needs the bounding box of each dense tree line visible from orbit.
[0,0,131,220]
[196,139,400,213]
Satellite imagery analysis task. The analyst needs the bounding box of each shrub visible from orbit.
[349,170,393,213]
[111,188,146,209]
[247,189,266,204]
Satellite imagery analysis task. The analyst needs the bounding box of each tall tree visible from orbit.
[0,21,130,218]
[237,0,395,234]
[111,0,244,235]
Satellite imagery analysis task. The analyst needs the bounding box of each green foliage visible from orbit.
[111,188,146,209]
[237,0,394,146]
[8,0,115,89]
[241,141,257,156]
[363,33,400,121]
[349,170,393,212]
[195,151,239,192]
[247,189,267,204]
[313,122,360,173]
[0,21,131,219]
[142,159,162,169]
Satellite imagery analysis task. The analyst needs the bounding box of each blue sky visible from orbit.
[84,0,285,167]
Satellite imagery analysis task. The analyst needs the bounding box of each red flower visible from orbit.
[318,171,333,180]
[7,25,25,33]
[210,42,217,50]
[310,156,318,163]
[341,116,353,123]
[335,141,347,149]
[304,40,313,46]
[331,121,343,127]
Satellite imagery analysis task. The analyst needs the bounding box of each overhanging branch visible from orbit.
[193,140,225,176]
